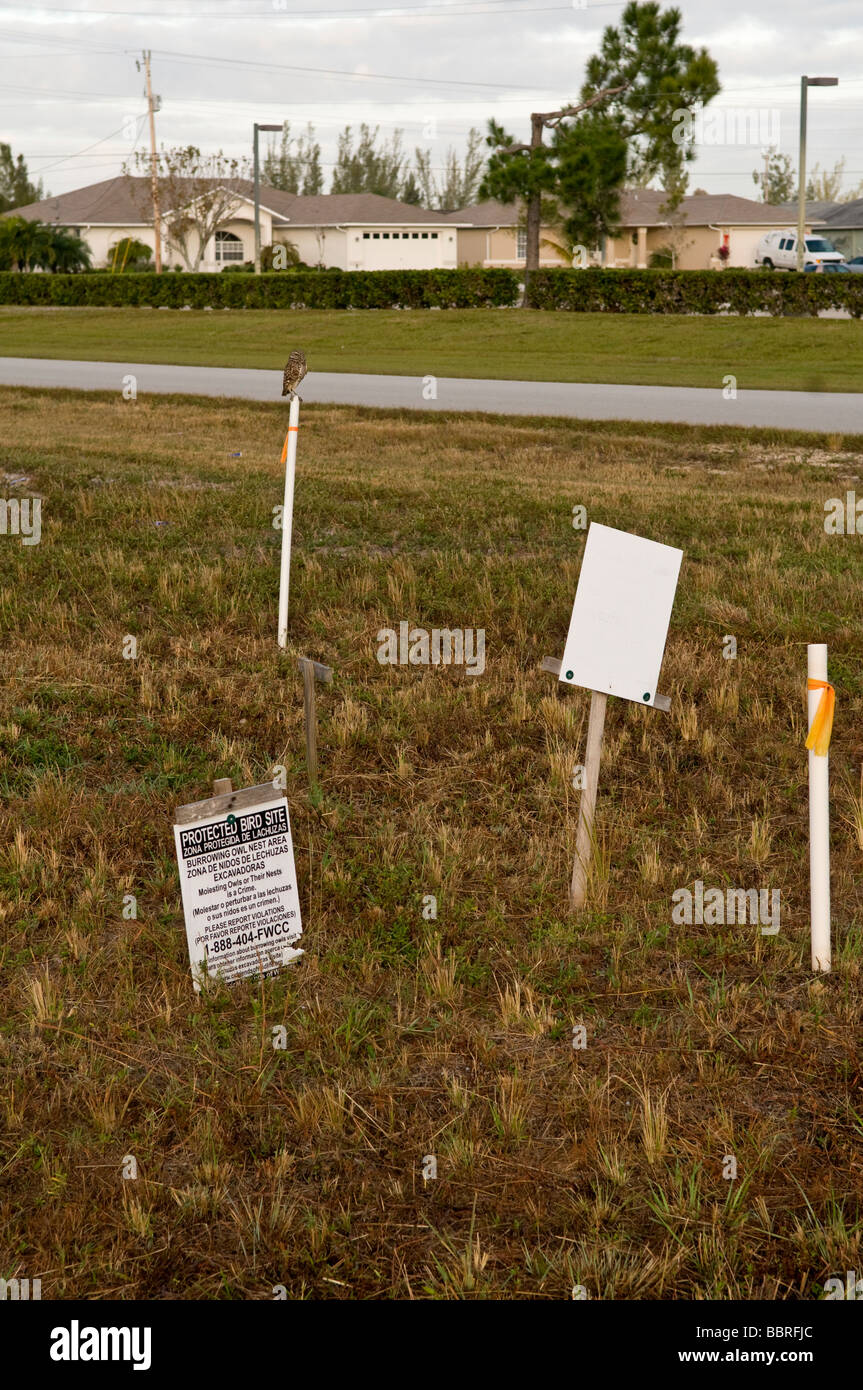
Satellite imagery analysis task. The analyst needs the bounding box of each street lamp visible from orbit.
[253,122,282,274]
[797,77,838,271]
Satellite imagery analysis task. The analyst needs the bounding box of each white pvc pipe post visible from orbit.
[808,643,831,972]
[277,394,300,649]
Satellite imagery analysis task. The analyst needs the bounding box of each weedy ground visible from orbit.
[0,386,861,1300]
[1,304,863,391]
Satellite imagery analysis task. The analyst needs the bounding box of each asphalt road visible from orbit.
[0,355,860,432]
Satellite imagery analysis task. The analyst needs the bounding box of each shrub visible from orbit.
[0,218,91,273]
[107,236,153,271]
[525,267,863,316]
[0,267,521,309]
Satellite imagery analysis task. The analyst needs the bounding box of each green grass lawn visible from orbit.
[1,305,862,391]
[1,385,862,1299]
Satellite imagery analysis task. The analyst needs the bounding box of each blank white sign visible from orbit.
[559,523,682,706]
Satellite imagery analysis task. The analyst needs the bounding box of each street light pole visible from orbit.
[253,122,282,274]
[797,76,838,272]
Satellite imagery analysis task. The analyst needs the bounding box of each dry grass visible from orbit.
[0,387,862,1300]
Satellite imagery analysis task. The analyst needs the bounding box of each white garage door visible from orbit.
[355,229,444,270]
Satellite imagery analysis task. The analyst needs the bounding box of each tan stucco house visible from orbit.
[445,191,818,271]
[442,199,570,269]
[604,189,815,269]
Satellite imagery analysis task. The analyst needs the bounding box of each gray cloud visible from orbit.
[1,0,859,199]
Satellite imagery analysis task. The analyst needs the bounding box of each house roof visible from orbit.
[15,177,854,239]
[818,197,863,229]
[769,199,838,224]
[7,176,150,226]
[444,191,811,231]
[264,190,460,226]
[618,189,797,227]
[4,176,463,228]
[440,199,519,227]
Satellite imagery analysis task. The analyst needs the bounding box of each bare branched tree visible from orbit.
[124,146,251,270]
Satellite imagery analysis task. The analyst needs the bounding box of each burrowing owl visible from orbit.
[282,350,308,402]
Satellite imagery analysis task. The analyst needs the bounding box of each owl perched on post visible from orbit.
[282,350,308,402]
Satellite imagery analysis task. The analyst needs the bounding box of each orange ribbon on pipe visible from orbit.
[805,678,835,757]
[279,425,298,464]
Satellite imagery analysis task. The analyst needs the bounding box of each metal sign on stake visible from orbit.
[298,657,333,787]
[806,643,833,972]
[174,777,303,991]
[544,523,682,911]
[277,394,300,649]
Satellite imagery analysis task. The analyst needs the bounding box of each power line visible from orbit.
[1,24,861,99]
[33,117,146,177]
[141,44,549,91]
[0,0,626,16]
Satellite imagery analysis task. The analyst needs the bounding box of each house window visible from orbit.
[363,232,370,239]
[421,232,428,239]
[383,232,390,239]
[517,228,527,259]
[412,233,419,239]
[373,232,380,239]
[215,230,244,262]
[431,232,438,239]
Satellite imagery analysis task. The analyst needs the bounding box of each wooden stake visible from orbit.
[213,778,233,797]
[570,689,608,911]
[298,657,333,788]
[541,655,670,912]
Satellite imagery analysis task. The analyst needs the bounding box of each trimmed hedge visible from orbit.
[0,268,520,309]
[4,266,861,314]
[525,267,863,317]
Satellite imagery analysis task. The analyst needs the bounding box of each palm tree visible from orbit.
[46,227,91,272]
[0,216,91,271]
[0,216,42,269]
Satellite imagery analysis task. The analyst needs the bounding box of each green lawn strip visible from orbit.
[1,306,862,391]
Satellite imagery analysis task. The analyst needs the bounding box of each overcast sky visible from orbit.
[1,0,860,203]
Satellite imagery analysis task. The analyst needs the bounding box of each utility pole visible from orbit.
[140,51,162,273]
[254,122,282,273]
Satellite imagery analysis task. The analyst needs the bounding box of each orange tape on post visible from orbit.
[805,678,835,757]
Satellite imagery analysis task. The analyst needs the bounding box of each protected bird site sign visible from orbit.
[173,783,303,991]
